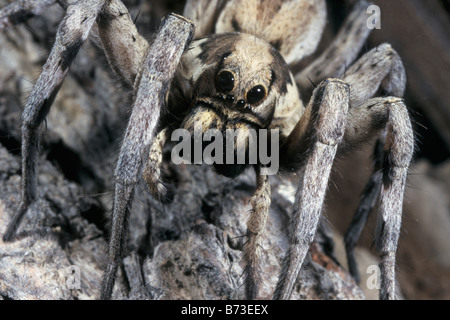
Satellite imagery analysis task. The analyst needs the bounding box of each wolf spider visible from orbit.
[1,0,414,300]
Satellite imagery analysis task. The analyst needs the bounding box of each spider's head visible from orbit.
[178,33,292,178]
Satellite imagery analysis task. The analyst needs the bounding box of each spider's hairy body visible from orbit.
[0,0,414,300]
[166,32,302,177]
[179,33,302,132]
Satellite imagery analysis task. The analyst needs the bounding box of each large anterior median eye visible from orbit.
[246,85,266,105]
[216,70,235,93]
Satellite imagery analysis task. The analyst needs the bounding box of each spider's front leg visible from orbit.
[2,0,106,242]
[244,168,271,300]
[338,43,414,299]
[100,14,194,300]
[274,79,350,299]
[342,95,413,299]
[373,97,413,299]
[1,0,150,240]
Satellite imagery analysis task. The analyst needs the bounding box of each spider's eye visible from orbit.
[246,85,267,105]
[216,70,235,93]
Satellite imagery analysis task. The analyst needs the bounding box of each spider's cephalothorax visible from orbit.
[1,0,414,300]
[171,32,301,177]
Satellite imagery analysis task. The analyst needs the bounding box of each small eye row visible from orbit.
[216,93,250,110]
[216,70,268,108]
